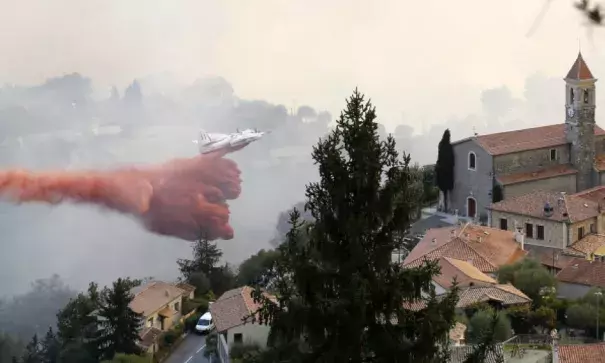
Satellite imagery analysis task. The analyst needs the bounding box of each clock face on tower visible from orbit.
[567,106,575,117]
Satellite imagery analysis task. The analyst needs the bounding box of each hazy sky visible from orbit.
[0,0,601,130]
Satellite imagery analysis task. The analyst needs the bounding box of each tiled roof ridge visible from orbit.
[240,286,256,313]
[493,283,531,300]
[454,235,499,271]
[404,234,496,272]
[476,123,561,139]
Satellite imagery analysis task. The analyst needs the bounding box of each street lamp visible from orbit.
[596,291,603,341]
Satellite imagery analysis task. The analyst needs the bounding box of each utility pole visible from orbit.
[597,291,603,341]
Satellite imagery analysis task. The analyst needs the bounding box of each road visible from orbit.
[164,333,211,363]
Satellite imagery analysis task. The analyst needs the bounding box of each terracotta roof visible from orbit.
[566,52,595,80]
[138,327,162,349]
[433,257,497,289]
[473,123,605,156]
[456,284,531,308]
[573,185,605,204]
[497,164,577,185]
[129,281,185,317]
[558,342,605,363]
[403,223,526,273]
[489,190,599,223]
[567,235,605,255]
[556,258,605,288]
[210,286,274,332]
[175,282,196,295]
[449,322,466,342]
[449,344,504,363]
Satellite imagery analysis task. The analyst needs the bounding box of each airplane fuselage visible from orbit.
[195,128,267,154]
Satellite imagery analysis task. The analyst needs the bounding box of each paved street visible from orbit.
[164,333,211,363]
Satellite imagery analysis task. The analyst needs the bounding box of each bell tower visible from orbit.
[565,52,597,192]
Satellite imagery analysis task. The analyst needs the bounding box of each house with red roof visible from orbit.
[446,52,605,223]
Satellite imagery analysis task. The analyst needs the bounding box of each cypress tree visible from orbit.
[252,89,459,362]
[436,129,455,212]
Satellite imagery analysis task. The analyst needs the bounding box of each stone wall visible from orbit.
[489,210,566,249]
[450,138,493,218]
[493,145,569,176]
[502,174,577,199]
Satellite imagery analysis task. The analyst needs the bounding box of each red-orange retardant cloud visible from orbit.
[0,149,242,241]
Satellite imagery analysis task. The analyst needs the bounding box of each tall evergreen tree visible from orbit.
[436,129,455,212]
[95,278,143,360]
[40,327,60,363]
[177,233,223,280]
[252,89,459,362]
[20,334,42,363]
[56,282,101,360]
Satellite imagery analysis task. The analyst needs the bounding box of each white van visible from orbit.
[195,312,215,334]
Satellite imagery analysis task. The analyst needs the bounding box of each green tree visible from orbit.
[20,334,42,363]
[421,164,439,205]
[40,327,60,363]
[566,303,599,331]
[187,271,211,297]
[435,129,454,212]
[497,258,556,305]
[56,282,101,360]
[203,331,218,360]
[95,278,144,360]
[492,184,503,203]
[467,309,512,344]
[101,353,149,362]
[463,309,506,363]
[251,89,459,362]
[0,333,24,363]
[177,234,223,280]
[209,263,237,296]
[237,249,281,287]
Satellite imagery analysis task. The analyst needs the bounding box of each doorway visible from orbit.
[467,197,477,219]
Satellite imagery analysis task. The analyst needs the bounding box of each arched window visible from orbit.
[468,151,477,170]
[584,90,590,104]
[570,88,575,103]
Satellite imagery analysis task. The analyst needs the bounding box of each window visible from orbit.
[234,333,243,344]
[500,218,508,230]
[525,223,534,238]
[174,302,180,312]
[550,149,557,161]
[591,223,596,234]
[537,225,545,240]
[578,226,585,240]
[147,318,153,328]
[584,90,590,104]
[570,88,575,103]
[468,152,476,170]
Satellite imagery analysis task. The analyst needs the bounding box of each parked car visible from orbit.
[195,312,215,334]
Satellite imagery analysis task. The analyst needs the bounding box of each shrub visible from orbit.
[230,342,262,360]
[185,312,202,332]
[161,330,179,348]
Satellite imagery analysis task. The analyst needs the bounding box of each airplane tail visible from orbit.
[199,129,210,142]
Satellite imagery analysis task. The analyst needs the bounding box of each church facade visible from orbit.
[448,52,605,221]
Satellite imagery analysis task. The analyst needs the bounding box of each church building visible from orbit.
[448,52,605,221]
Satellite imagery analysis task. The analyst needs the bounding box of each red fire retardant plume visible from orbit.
[0,149,242,241]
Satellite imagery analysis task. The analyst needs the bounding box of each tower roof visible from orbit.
[566,52,595,80]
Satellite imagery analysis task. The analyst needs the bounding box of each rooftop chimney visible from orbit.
[514,229,525,251]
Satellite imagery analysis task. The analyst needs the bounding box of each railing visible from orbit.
[503,334,553,347]
[218,333,230,363]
